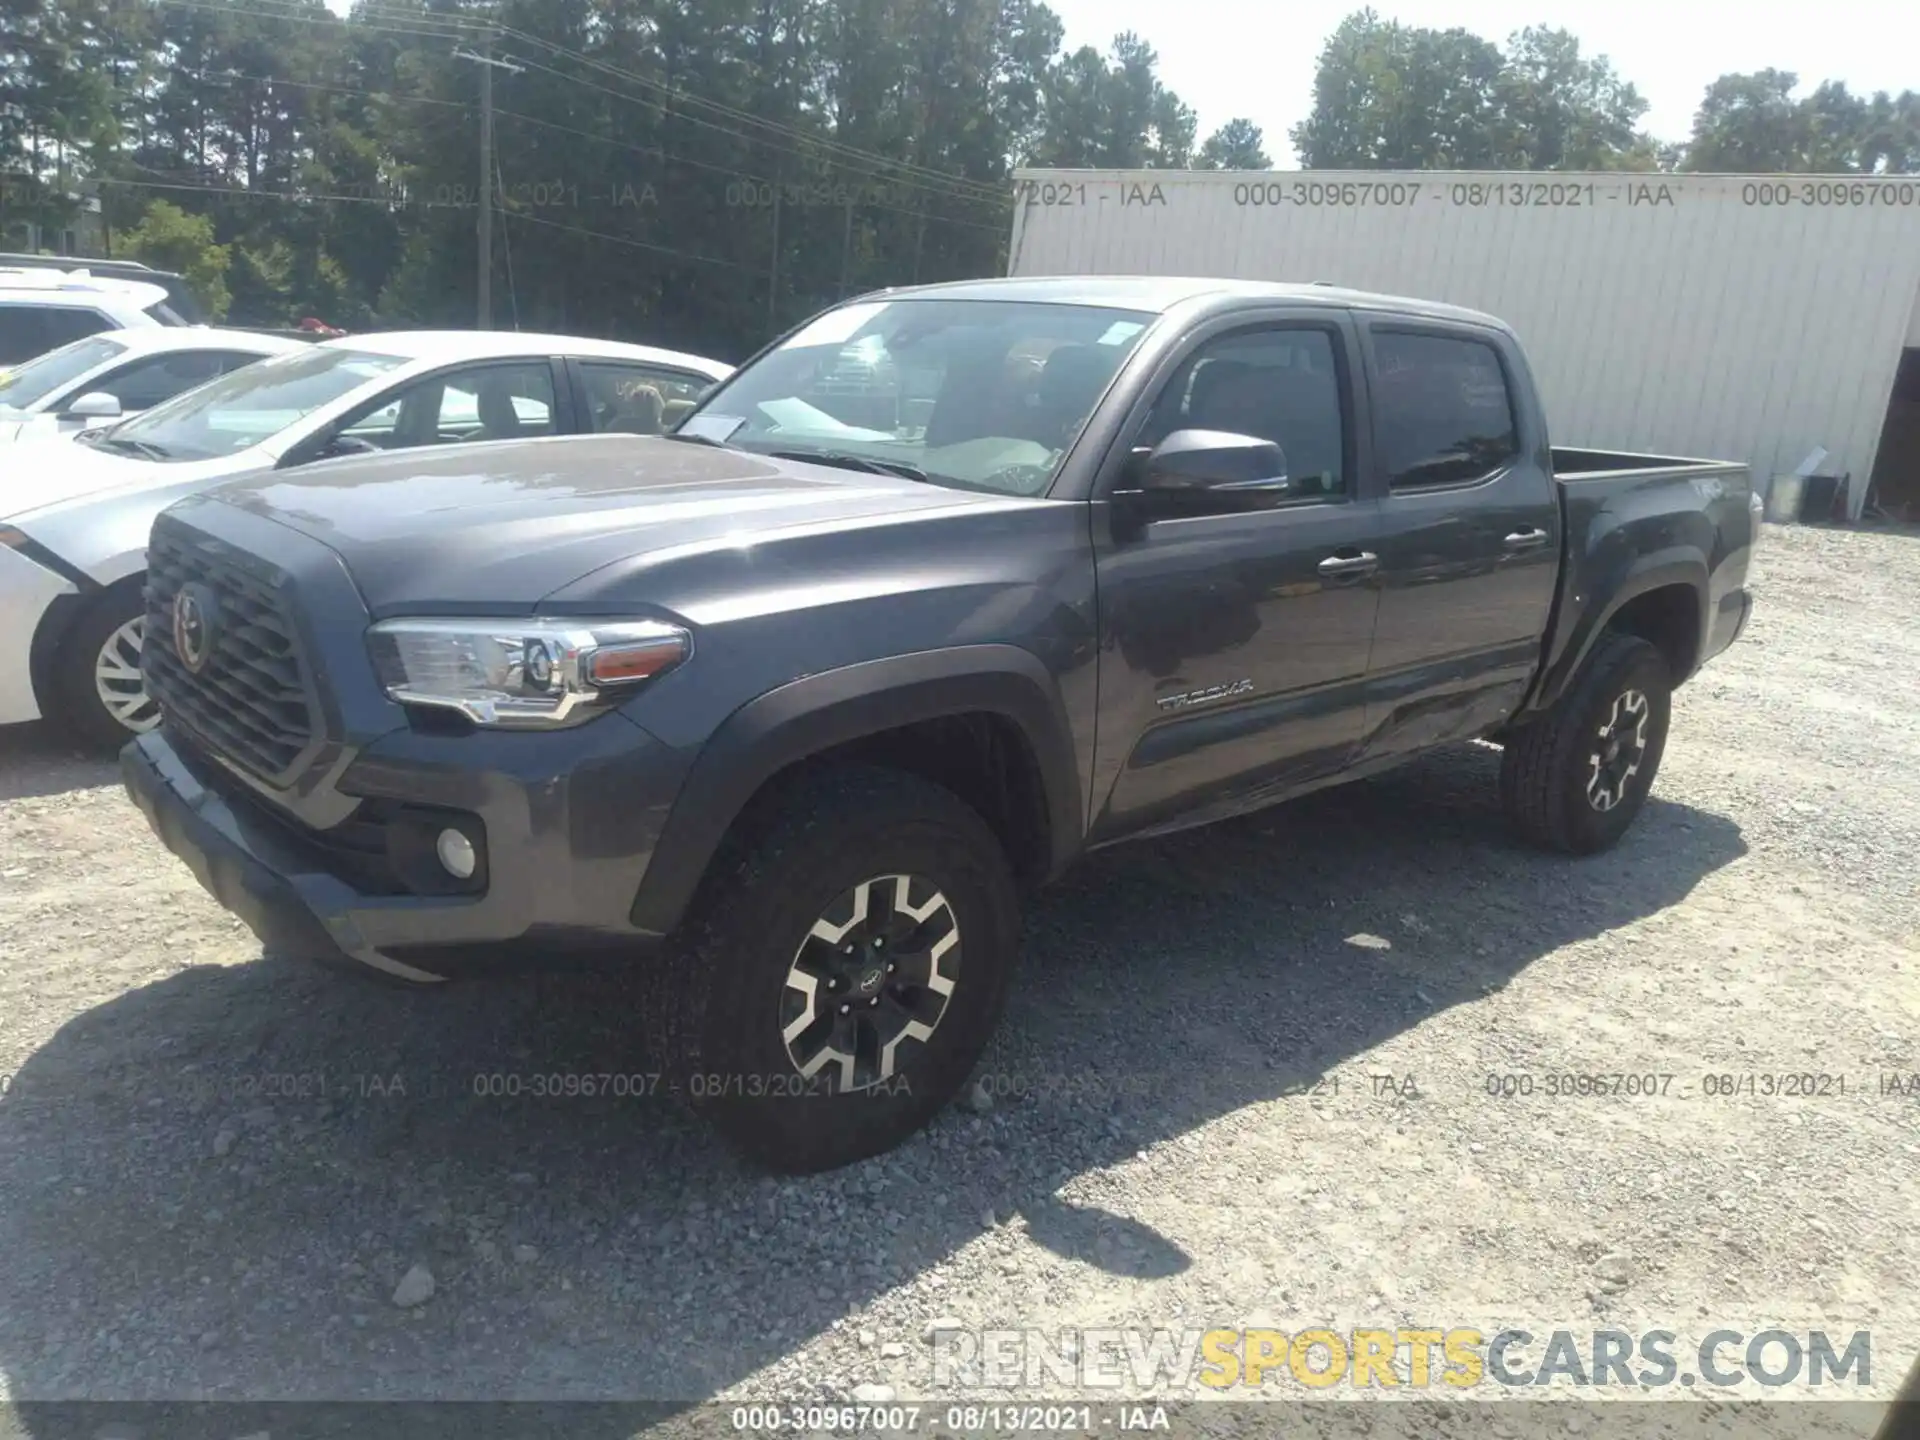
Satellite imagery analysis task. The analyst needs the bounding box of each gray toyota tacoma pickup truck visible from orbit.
[123,277,1759,1172]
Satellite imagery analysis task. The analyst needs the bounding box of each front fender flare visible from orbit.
[629,644,1083,938]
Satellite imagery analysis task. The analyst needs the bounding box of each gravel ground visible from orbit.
[0,522,1915,1432]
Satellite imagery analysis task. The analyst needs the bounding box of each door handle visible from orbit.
[1317,551,1378,579]
[1504,527,1549,549]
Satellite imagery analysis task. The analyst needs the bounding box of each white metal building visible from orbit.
[1007,169,1920,520]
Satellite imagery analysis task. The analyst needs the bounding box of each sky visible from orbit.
[1042,0,1920,160]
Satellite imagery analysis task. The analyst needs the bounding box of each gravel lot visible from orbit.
[0,522,1915,1432]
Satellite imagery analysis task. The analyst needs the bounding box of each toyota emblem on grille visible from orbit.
[172,583,218,674]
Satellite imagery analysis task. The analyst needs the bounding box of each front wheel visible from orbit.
[1499,631,1673,854]
[53,581,160,750]
[644,765,1020,1173]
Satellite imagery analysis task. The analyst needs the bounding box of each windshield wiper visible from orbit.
[87,434,173,461]
[766,448,931,484]
[663,430,727,448]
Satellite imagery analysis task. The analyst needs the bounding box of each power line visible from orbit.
[486,83,1007,236]
[92,174,467,207]
[499,207,759,271]
[328,0,1005,201]
[498,51,1005,215]
[179,68,1009,236]
[494,27,1009,204]
[94,170,767,274]
[155,0,1010,208]
[152,0,475,44]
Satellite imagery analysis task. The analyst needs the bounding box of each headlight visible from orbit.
[367,616,690,728]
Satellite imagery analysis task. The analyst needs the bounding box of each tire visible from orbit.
[1499,631,1672,855]
[643,764,1020,1173]
[52,579,159,752]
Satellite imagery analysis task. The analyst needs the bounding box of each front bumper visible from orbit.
[123,718,690,983]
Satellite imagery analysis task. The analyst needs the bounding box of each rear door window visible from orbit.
[1372,331,1519,489]
[579,361,714,435]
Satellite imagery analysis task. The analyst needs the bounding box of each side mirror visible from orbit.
[312,432,380,462]
[1121,429,1291,516]
[62,391,122,421]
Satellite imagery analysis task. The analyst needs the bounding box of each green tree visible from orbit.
[1858,90,1920,173]
[1292,9,1652,171]
[1029,31,1196,168]
[1194,118,1270,170]
[1680,72,1920,173]
[0,0,145,243]
[118,197,232,316]
[1495,26,1647,169]
[1681,69,1806,171]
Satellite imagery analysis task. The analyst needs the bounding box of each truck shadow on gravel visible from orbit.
[0,744,1746,1422]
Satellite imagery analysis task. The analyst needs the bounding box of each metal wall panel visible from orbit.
[1008,170,1920,516]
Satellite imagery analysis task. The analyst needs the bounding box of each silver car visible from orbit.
[0,329,731,746]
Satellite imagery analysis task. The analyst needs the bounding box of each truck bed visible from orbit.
[1532,446,1756,713]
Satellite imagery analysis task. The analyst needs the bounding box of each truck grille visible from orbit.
[145,520,317,781]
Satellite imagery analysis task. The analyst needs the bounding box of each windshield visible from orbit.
[0,334,127,412]
[102,344,406,462]
[677,298,1157,496]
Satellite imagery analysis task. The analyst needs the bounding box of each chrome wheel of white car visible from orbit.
[56,580,160,750]
[93,616,160,733]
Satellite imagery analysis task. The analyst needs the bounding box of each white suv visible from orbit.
[0,269,189,367]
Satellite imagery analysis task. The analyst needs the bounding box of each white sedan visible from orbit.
[0,327,307,443]
[0,329,730,746]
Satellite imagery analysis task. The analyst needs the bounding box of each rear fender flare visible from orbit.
[1531,550,1707,713]
[629,644,1082,937]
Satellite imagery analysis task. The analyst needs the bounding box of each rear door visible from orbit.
[1355,320,1560,761]
[1088,309,1384,841]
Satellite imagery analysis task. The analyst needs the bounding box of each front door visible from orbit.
[1089,315,1383,842]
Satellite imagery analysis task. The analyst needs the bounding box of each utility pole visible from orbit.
[838,183,855,298]
[478,49,491,328]
[453,41,523,330]
[766,183,782,334]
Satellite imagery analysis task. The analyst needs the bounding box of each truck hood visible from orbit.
[210,433,1023,612]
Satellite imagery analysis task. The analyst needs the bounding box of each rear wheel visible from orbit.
[53,580,159,751]
[1500,631,1672,854]
[644,765,1019,1173]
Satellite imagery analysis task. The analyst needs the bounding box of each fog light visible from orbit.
[435,827,477,880]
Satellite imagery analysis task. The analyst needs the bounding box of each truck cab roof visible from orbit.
[863,274,1512,332]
